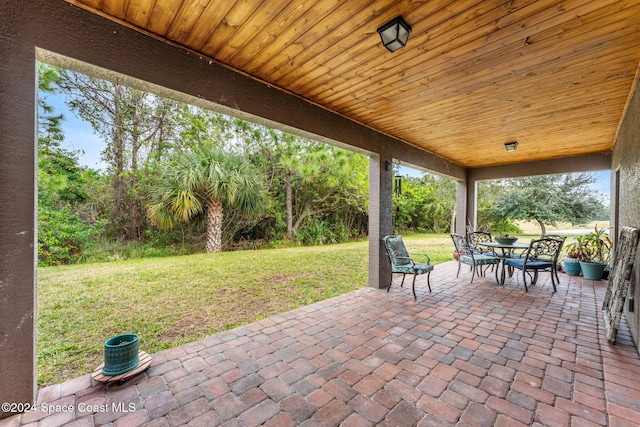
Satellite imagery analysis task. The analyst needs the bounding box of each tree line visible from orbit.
[37,64,607,266]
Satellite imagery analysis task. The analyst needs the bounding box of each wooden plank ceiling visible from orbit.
[66,0,640,168]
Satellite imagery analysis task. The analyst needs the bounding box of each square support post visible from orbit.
[0,7,38,415]
[368,154,393,289]
[455,180,468,236]
[465,178,478,234]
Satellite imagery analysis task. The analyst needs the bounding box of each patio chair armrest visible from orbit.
[393,256,416,266]
[409,252,431,263]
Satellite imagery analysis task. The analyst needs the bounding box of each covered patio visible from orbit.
[3,262,640,426]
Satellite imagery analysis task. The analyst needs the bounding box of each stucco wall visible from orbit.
[0,3,38,413]
[612,83,640,353]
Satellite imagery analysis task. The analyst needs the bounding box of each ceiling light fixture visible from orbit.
[377,16,412,52]
[504,141,518,152]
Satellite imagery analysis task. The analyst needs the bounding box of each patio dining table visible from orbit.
[479,241,530,284]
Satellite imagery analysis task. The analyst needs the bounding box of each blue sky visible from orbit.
[45,91,610,199]
[44,92,107,170]
[587,170,611,196]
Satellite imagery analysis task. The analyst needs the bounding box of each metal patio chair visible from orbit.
[382,235,433,300]
[541,234,566,282]
[503,237,564,291]
[451,234,500,284]
[468,231,493,254]
[467,231,497,276]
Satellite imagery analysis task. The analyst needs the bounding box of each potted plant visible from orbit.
[578,226,611,280]
[563,235,587,276]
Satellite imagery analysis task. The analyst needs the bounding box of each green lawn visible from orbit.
[37,234,453,386]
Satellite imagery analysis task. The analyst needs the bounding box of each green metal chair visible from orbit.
[467,231,497,276]
[451,234,500,284]
[468,231,493,255]
[382,235,433,300]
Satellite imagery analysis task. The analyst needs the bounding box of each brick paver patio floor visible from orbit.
[2,261,640,426]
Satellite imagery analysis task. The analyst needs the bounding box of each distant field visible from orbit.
[515,220,610,235]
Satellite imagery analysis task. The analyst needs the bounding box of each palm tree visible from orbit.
[148,146,267,253]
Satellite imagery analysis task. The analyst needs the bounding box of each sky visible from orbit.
[593,170,611,196]
[44,90,610,200]
[44,91,107,171]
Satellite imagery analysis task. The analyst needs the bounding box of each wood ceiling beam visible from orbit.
[469,152,612,181]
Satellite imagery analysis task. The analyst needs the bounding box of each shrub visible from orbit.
[296,219,336,246]
[38,205,104,266]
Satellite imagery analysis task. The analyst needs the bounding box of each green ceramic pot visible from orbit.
[563,257,582,276]
[102,333,139,376]
[579,262,606,280]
